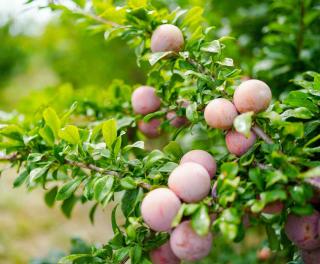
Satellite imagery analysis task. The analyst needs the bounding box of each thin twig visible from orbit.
[252,124,274,144]
[0,152,18,162]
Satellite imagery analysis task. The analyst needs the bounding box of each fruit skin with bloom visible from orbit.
[301,248,320,264]
[150,241,181,264]
[166,111,188,128]
[233,79,272,113]
[180,150,216,178]
[138,119,161,138]
[141,188,181,232]
[131,86,161,115]
[204,98,238,130]
[285,211,320,250]
[168,162,211,203]
[151,24,184,53]
[225,130,256,156]
[262,201,284,214]
[170,221,212,261]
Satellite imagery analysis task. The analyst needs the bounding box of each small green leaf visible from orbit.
[61,195,78,218]
[45,186,58,207]
[102,119,117,149]
[120,177,137,190]
[149,52,174,66]
[234,112,254,137]
[58,125,81,145]
[58,254,89,264]
[163,141,183,160]
[56,178,82,201]
[43,107,61,138]
[13,170,29,188]
[191,205,210,236]
[94,176,114,202]
[200,40,221,53]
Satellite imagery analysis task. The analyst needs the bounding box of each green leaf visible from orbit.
[149,52,174,66]
[120,177,137,190]
[58,254,89,264]
[163,141,183,160]
[128,0,148,8]
[93,176,114,202]
[186,102,198,122]
[220,162,239,178]
[61,195,78,218]
[159,162,178,172]
[130,245,142,264]
[59,125,81,144]
[13,170,28,188]
[234,112,254,137]
[266,225,279,250]
[43,107,61,138]
[281,107,313,120]
[29,166,50,184]
[191,205,210,236]
[200,40,221,53]
[39,125,55,146]
[45,186,58,207]
[56,178,82,201]
[102,119,117,149]
[121,188,143,217]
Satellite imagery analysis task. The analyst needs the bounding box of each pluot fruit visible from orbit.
[180,150,216,178]
[141,188,181,232]
[233,79,272,113]
[131,86,161,115]
[151,24,184,53]
[166,111,188,128]
[150,241,180,264]
[225,130,256,156]
[138,119,161,138]
[204,98,238,130]
[170,221,212,261]
[301,248,320,264]
[168,162,211,203]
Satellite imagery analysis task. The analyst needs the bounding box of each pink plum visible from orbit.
[151,24,184,53]
[225,130,256,156]
[138,119,161,138]
[168,162,211,203]
[262,201,284,214]
[166,111,188,128]
[301,248,320,264]
[180,150,216,179]
[233,79,272,113]
[170,221,212,261]
[204,98,238,130]
[150,241,181,264]
[285,211,320,250]
[131,86,161,115]
[141,188,181,232]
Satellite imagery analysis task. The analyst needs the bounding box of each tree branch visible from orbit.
[252,124,274,144]
[0,152,18,162]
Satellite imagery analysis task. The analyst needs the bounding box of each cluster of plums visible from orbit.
[134,23,318,264]
[141,150,216,263]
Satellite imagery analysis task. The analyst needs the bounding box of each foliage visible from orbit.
[1,0,320,263]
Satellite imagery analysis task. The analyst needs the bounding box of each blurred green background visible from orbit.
[0,0,319,263]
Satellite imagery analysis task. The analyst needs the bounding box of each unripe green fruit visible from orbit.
[285,211,320,250]
[180,150,216,178]
[141,188,181,232]
[233,79,272,113]
[225,130,256,156]
[168,162,211,203]
[138,119,161,138]
[151,24,184,53]
[170,221,212,261]
[131,86,161,115]
[150,241,181,264]
[204,98,238,130]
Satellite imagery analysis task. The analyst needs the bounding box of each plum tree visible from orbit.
[151,24,184,53]
[233,79,272,113]
[141,188,181,232]
[166,111,188,128]
[138,119,161,138]
[131,86,161,115]
[285,211,320,250]
[170,221,212,261]
[150,241,180,264]
[204,98,238,130]
[262,201,284,214]
[180,150,216,178]
[301,248,320,264]
[225,130,256,156]
[168,162,211,202]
